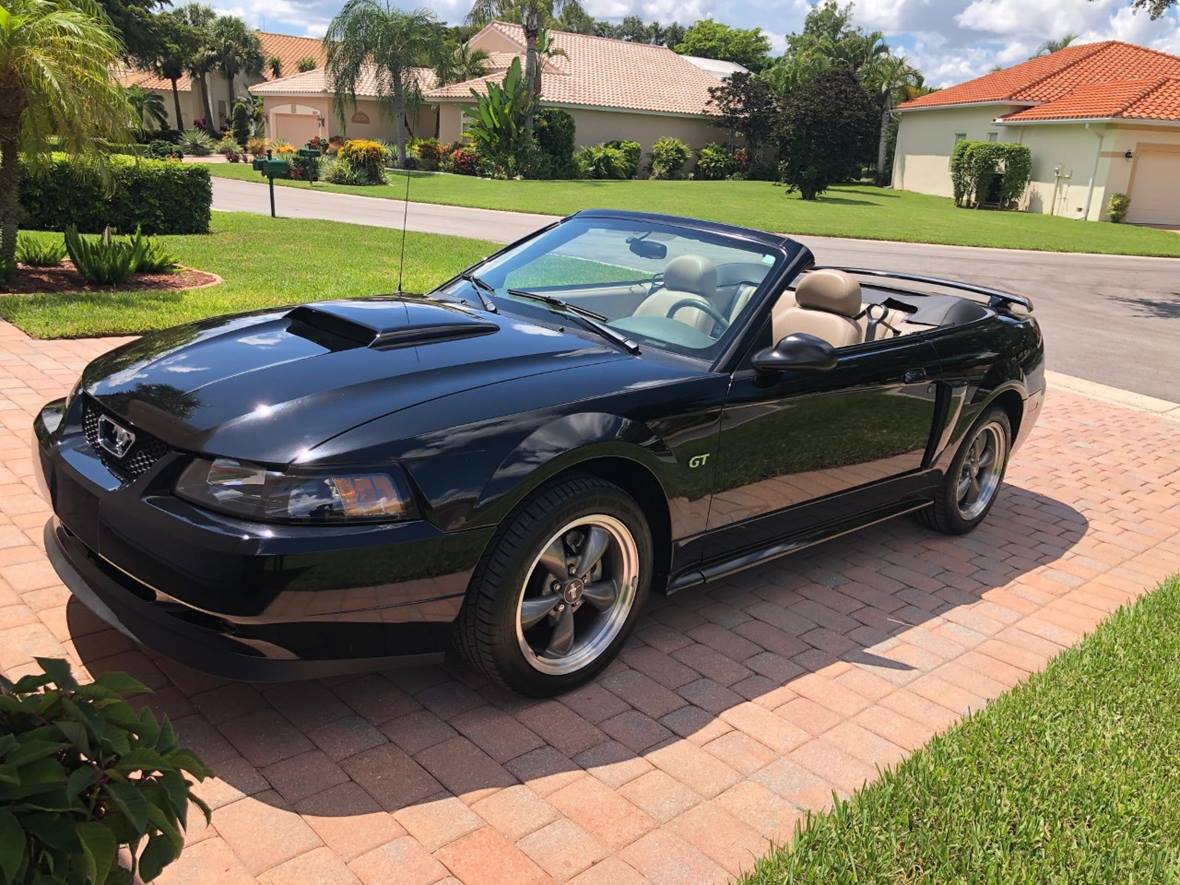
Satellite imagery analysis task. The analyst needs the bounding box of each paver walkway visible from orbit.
[2,317,1179,884]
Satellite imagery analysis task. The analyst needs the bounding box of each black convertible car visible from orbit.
[34,210,1044,696]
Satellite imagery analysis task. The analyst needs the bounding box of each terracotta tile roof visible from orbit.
[898,40,1180,120]
[423,21,722,117]
[249,65,436,98]
[1001,76,1180,122]
[116,31,325,93]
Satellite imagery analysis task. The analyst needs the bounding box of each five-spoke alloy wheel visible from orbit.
[455,476,651,696]
[921,405,1013,535]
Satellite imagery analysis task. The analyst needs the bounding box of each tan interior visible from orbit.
[634,255,720,334]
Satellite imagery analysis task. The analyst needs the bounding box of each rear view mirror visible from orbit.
[628,237,667,260]
[752,333,837,372]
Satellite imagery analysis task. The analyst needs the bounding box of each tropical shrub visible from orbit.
[464,57,533,178]
[288,151,319,182]
[327,135,345,155]
[231,100,252,147]
[307,136,329,152]
[65,226,149,284]
[216,135,241,162]
[16,234,66,267]
[335,139,388,184]
[605,140,642,178]
[949,140,1032,209]
[441,146,479,176]
[137,238,179,273]
[0,658,211,884]
[178,129,214,157]
[696,143,737,180]
[20,155,211,235]
[574,145,629,180]
[144,140,183,160]
[414,138,443,171]
[534,108,576,179]
[245,137,268,159]
[272,143,295,155]
[776,66,877,200]
[1107,192,1131,223]
[650,137,690,179]
[320,156,366,185]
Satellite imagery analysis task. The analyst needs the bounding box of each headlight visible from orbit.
[175,458,418,524]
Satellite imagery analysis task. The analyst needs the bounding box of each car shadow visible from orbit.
[68,482,1086,823]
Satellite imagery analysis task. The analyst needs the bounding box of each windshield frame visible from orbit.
[431,212,802,369]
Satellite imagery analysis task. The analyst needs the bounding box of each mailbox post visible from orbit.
[252,149,290,218]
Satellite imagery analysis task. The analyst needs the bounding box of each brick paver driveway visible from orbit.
[3,318,1179,885]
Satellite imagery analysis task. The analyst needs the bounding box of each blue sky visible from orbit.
[221,0,1180,87]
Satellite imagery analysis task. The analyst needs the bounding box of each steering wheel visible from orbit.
[664,297,729,335]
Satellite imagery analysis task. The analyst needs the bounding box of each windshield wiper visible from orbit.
[506,288,640,355]
[459,272,497,312]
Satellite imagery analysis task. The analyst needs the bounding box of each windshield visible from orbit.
[440,216,783,359]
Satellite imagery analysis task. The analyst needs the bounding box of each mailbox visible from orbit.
[261,158,290,178]
[251,156,265,172]
[296,148,321,160]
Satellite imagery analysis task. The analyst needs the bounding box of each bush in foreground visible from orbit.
[0,658,212,883]
[21,156,211,235]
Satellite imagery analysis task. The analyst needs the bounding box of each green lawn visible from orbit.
[0,212,495,338]
[744,574,1180,883]
[209,164,1180,258]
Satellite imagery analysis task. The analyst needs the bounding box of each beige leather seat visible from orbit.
[635,255,719,335]
[772,269,864,347]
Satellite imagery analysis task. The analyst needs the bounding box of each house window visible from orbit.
[351,110,369,124]
[217,100,228,125]
[953,132,967,147]
[987,131,998,142]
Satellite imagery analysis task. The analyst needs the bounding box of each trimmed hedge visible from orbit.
[949,140,1031,209]
[20,154,212,235]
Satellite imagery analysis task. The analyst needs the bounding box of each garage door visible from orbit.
[273,113,319,147]
[1127,148,1180,225]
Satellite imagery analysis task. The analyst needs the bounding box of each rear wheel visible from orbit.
[920,407,1011,535]
[455,476,651,696]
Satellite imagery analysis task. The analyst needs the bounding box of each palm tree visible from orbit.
[531,27,566,96]
[326,1,436,167]
[1034,34,1076,57]
[866,54,922,183]
[297,55,317,72]
[175,3,218,134]
[466,0,584,132]
[267,54,282,78]
[152,10,200,130]
[210,15,263,114]
[0,0,130,272]
[127,84,168,132]
[433,41,490,86]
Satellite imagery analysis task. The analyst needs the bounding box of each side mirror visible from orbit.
[752,333,837,372]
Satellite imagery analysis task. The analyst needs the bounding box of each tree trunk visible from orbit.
[170,78,185,131]
[392,79,408,168]
[0,84,24,275]
[523,6,539,135]
[876,96,891,185]
[226,70,237,124]
[195,74,215,134]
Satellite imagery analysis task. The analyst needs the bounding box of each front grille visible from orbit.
[82,398,170,482]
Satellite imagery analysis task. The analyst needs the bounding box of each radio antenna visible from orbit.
[396,166,411,294]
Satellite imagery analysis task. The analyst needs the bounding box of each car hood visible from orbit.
[81,296,626,464]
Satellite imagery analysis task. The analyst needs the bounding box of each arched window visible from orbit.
[351,110,370,125]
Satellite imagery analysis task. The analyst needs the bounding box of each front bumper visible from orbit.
[34,399,495,681]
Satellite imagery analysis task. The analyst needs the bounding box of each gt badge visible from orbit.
[688,453,710,469]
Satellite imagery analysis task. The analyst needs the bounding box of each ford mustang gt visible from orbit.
[33,210,1044,696]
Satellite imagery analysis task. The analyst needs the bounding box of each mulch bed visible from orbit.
[1,261,221,295]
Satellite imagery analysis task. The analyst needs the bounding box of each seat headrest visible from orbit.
[795,269,862,318]
[664,255,717,298]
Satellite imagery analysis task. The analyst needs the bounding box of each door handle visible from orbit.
[904,368,929,383]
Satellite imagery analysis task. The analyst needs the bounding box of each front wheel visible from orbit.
[455,476,652,696]
[920,407,1012,535]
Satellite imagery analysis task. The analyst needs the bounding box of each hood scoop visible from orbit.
[287,298,498,349]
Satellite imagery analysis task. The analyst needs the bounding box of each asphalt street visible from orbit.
[213,177,1180,401]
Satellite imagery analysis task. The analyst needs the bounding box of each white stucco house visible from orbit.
[892,41,1180,225]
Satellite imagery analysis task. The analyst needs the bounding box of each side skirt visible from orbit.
[667,498,932,593]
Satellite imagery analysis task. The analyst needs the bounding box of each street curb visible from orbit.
[1048,370,1180,422]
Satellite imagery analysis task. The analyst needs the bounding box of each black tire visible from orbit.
[919,406,1012,535]
[454,475,652,697]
